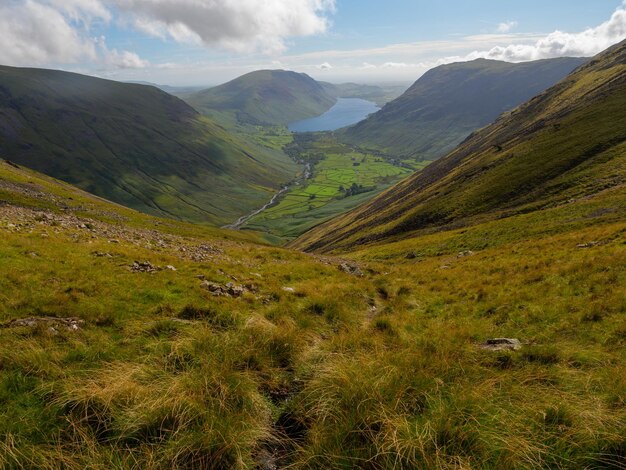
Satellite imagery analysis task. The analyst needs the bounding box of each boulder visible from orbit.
[131,261,158,273]
[479,338,522,351]
[339,262,363,277]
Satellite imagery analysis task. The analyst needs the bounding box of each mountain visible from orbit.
[293,41,626,252]
[126,80,205,95]
[0,65,297,225]
[340,57,588,163]
[185,70,336,126]
[319,81,408,106]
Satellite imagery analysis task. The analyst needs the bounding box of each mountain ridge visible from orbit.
[185,69,337,126]
[340,56,588,163]
[0,65,297,226]
[293,41,626,252]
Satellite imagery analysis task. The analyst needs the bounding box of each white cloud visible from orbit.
[317,62,332,69]
[47,0,111,23]
[478,6,626,61]
[269,2,625,83]
[0,0,99,66]
[497,21,518,33]
[382,62,410,68]
[113,0,336,54]
[0,0,148,70]
[102,46,150,69]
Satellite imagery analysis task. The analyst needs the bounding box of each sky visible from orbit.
[1,0,625,86]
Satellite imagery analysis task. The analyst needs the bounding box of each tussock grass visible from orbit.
[1,159,626,467]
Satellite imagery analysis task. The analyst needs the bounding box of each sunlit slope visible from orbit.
[185,69,336,126]
[294,41,626,252]
[341,57,587,162]
[0,66,297,225]
[1,157,626,468]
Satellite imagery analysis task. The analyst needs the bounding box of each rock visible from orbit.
[440,265,451,269]
[200,281,225,295]
[226,282,245,297]
[405,252,417,259]
[244,283,258,293]
[109,239,120,244]
[282,287,295,293]
[339,262,363,277]
[165,265,177,271]
[479,338,522,351]
[93,251,112,258]
[577,241,598,249]
[2,316,84,332]
[457,250,475,258]
[201,280,246,297]
[131,261,158,273]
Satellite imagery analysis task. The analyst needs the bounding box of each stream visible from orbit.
[223,163,311,230]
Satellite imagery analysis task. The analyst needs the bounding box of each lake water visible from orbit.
[288,98,380,132]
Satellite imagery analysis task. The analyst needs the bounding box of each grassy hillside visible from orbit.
[0,66,297,226]
[185,70,336,126]
[294,41,626,253]
[2,150,626,468]
[341,57,587,162]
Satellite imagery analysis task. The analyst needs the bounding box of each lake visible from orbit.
[288,98,380,132]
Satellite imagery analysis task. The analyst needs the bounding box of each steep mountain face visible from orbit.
[341,57,588,162]
[186,70,336,125]
[0,66,297,225]
[293,41,626,252]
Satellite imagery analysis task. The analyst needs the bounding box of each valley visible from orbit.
[241,133,417,240]
[0,1,625,465]
[0,66,298,227]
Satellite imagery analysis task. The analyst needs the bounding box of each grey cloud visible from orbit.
[113,0,336,54]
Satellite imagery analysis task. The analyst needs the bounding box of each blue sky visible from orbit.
[1,0,625,85]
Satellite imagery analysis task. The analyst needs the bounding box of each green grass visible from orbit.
[243,135,416,240]
[2,42,626,470]
[1,159,626,468]
[0,65,298,226]
[294,42,626,253]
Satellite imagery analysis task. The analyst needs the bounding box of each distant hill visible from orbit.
[341,57,588,162]
[320,82,408,106]
[126,80,205,95]
[293,41,626,252]
[185,70,336,126]
[0,66,297,225]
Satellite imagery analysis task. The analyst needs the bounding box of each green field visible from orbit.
[248,126,294,151]
[243,135,418,239]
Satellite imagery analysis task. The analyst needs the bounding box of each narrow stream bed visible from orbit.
[223,163,311,230]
